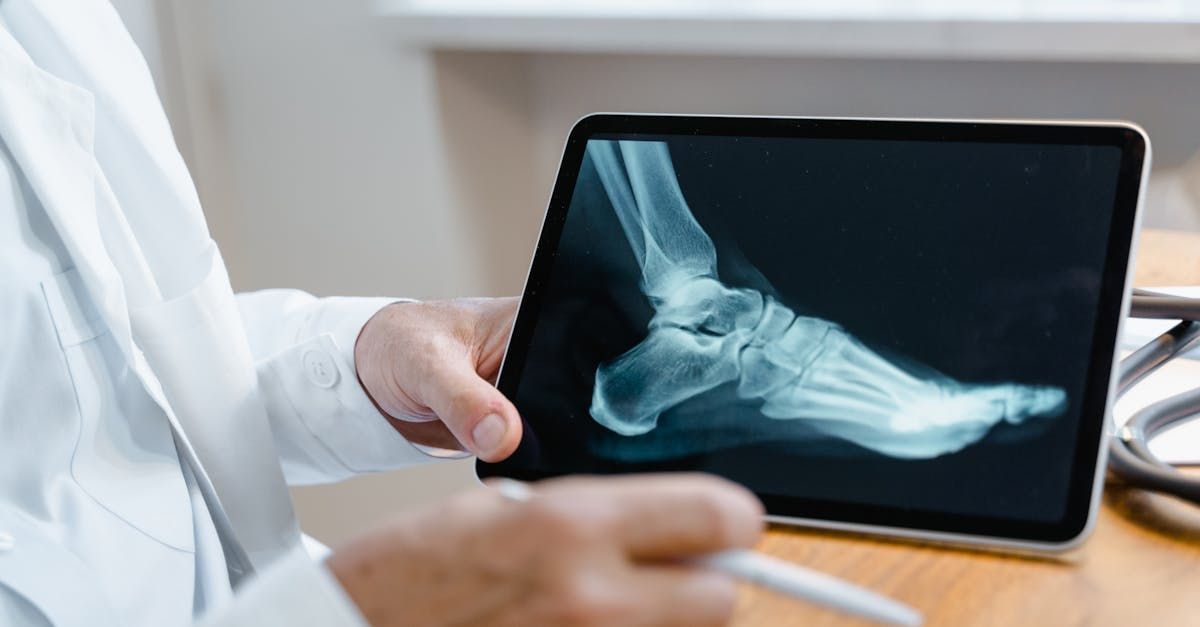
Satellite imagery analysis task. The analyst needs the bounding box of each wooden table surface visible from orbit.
[732,228,1200,626]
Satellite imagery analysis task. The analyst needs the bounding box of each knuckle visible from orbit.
[695,494,740,546]
[705,578,739,624]
[523,498,593,544]
[446,387,479,414]
[692,485,761,548]
[418,332,462,363]
[675,575,738,627]
[552,574,625,627]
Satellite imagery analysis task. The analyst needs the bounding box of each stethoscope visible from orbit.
[1108,289,1200,504]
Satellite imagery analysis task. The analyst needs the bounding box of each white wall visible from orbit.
[152,1,1200,545]
[521,54,1200,244]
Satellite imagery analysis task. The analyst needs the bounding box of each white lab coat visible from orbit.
[0,1,437,624]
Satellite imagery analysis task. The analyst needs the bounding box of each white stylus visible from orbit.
[492,479,922,626]
[690,549,921,626]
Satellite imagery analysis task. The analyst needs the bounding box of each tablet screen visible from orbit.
[482,116,1145,544]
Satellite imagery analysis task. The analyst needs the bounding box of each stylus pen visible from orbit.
[492,479,922,626]
[689,550,921,626]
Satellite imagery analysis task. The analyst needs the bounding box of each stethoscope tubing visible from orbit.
[1109,294,1200,505]
[1131,290,1200,320]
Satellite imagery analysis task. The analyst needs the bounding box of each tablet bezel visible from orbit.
[478,114,1149,551]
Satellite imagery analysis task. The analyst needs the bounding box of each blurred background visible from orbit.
[109,0,1200,545]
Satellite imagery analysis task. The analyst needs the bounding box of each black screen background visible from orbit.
[508,135,1123,524]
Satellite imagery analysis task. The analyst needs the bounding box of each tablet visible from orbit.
[479,114,1149,551]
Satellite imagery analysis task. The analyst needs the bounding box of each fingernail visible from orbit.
[472,413,507,455]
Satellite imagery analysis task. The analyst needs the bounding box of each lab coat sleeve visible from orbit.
[0,534,368,627]
[236,290,440,485]
[197,549,367,627]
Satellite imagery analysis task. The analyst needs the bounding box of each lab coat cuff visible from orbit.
[258,330,434,483]
[198,548,367,627]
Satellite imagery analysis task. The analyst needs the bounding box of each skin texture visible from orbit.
[344,298,765,625]
[354,298,523,461]
[326,474,763,627]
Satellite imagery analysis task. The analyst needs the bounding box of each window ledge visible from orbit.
[376,1,1200,62]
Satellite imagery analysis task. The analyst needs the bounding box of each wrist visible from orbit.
[352,300,412,378]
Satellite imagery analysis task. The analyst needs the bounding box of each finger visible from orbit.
[541,474,764,558]
[357,375,466,451]
[472,297,520,383]
[382,417,462,451]
[624,566,740,627]
[419,358,522,462]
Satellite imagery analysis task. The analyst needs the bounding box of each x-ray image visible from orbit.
[509,133,1121,522]
[586,140,1067,459]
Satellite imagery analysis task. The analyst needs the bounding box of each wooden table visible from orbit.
[733,228,1200,626]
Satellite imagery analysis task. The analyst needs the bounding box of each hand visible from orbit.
[326,474,764,627]
[354,298,520,461]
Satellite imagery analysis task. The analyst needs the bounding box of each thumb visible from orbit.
[419,359,522,462]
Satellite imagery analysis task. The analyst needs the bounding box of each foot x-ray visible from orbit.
[507,133,1122,523]
[585,141,1066,459]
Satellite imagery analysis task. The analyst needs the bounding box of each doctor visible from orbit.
[0,1,763,626]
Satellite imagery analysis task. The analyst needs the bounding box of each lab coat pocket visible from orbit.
[40,268,194,552]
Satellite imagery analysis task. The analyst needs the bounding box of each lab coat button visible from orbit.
[0,531,14,552]
[303,349,339,388]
